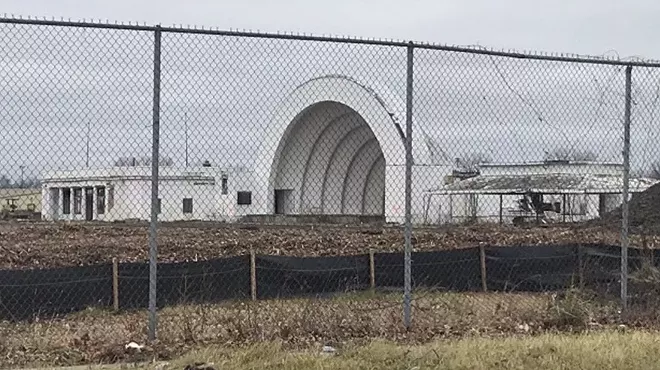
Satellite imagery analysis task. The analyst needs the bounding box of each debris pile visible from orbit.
[595,182,660,233]
[0,221,654,269]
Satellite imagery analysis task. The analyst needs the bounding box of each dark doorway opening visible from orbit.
[274,189,294,215]
[85,187,94,221]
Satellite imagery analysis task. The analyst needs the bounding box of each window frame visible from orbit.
[237,191,252,205]
[182,198,193,214]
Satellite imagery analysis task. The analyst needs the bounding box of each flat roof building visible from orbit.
[423,161,658,225]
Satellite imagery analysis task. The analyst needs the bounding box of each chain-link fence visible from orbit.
[2,16,660,366]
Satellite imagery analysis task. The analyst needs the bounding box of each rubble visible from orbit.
[594,182,660,233]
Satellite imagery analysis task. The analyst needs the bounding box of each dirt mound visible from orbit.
[596,182,660,232]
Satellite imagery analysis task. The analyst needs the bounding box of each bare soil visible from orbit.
[593,182,660,233]
[0,221,656,269]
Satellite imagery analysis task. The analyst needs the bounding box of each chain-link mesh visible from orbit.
[2,17,660,367]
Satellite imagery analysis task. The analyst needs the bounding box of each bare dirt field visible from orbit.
[0,221,657,269]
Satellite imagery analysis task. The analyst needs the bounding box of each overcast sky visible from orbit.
[4,0,660,60]
[1,0,660,182]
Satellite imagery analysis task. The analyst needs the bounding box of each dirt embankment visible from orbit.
[592,182,660,233]
[0,221,654,270]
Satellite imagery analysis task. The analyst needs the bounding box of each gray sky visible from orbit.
[4,0,660,59]
[1,0,660,182]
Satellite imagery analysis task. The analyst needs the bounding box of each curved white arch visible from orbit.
[321,125,374,214]
[341,139,382,214]
[299,111,364,213]
[362,157,386,215]
[253,75,434,215]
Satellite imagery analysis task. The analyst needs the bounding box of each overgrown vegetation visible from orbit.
[160,331,660,370]
[0,290,642,368]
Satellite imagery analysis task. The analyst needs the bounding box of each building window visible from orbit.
[221,175,228,195]
[97,187,105,215]
[183,198,193,214]
[62,188,71,215]
[237,191,252,205]
[73,188,82,214]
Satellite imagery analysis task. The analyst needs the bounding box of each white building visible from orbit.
[41,74,450,224]
[41,166,255,222]
[422,161,659,225]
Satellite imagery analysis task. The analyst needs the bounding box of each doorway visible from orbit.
[274,189,294,215]
[85,187,94,221]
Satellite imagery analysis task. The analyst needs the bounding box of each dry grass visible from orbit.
[162,331,660,370]
[0,290,626,368]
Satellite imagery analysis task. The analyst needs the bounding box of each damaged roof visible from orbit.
[431,173,659,195]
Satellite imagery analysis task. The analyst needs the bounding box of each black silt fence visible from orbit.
[255,254,370,299]
[0,264,112,321]
[118,255,250,310]
[0,243,654,321]
[374,249,483,291]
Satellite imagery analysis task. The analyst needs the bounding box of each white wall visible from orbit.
[215,169,256,221]
[42,176,222,222]
[385,164,450,224]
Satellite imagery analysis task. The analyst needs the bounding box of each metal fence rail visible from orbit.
[1,16,660,363]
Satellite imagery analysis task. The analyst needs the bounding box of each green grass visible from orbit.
[160,331,660,370]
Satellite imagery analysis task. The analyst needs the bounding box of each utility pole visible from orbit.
[184,112,189,167]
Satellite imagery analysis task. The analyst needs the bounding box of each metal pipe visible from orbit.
[403,41,414,330]
[621,65,633,311]
[1,18,659,68]
[148,25,162,341]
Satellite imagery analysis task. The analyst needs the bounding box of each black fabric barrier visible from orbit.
[374,248,482,291]
[0,264,112,320]
[255,254,370,299]
[119,255,250,309]
[484,245,579,292]
[0,243,653,321]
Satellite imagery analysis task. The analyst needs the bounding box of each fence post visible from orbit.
[577,245,584,289]
[250,249,257,300]
[112,258,119,311]
[403,41,414,330]
[148,25,162,342]
[369,249,376,291]
[479,245,487,292]
[621,64,633,311]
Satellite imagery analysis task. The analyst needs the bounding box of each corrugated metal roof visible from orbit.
[431,173,659,195]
